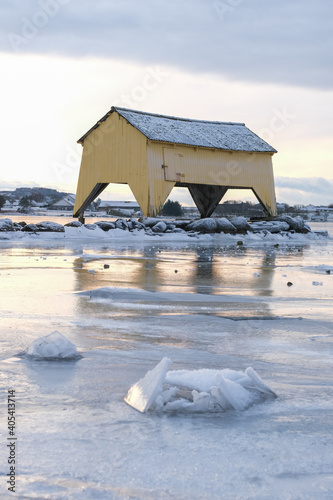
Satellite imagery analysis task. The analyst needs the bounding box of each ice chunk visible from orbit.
[245,367,277,397]
[210,386,233,411]
[215,374,253,410]
[23,330,82,360]
[125,359,277,414]
[124,357,172,412]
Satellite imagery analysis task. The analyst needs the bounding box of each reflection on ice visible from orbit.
[125,358,276,414]
[18,330,82,360]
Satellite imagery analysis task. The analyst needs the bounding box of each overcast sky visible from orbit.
[1,0,332,205]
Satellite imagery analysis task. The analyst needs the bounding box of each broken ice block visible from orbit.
[124,357,172,412]
[125,358,277,414]
[23,330,82,360]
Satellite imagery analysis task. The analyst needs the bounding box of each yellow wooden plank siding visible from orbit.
[153,144,276,215]
[74,113,149,217]
[74,107,277,218]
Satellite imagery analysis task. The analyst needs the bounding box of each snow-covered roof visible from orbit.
[78,107,277,154]
[99,201,140,209]
[51,195,75,208]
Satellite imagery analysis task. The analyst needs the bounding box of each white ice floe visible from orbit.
[21,330,82,360]
[124,357,172,412]
[125,358,276,413]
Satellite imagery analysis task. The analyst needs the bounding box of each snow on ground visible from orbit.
[0,221,332,499]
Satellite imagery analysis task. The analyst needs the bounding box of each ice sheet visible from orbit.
[0,221,332,499]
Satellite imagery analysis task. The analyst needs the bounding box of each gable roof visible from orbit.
[51,194,75,208]
[78,107,277,154]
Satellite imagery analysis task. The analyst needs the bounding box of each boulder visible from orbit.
[0,218,16,231]
[165,223,176,231]
[152,221,167,233]
[95,221,115,231]
[115,218,128,230]
[230,216,252,233]
[140,217,162,228]
[84,224,98,230]
[185,218,218,233]
[275,216,311,233]
[127,219,145,231]
[215,217,237,233]
[173,220,192,229]
[21,223,39,232]
[250,220,289,233]
[36,221,65,232]
[65,221,83,228]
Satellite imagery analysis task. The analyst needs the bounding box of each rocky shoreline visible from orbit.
[0,215,323,236]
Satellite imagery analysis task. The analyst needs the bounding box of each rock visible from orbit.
[21,223,39,232]
[95,221,115,231]
[0,218,16,231]
[65,221,83,228]
[185,218,218,233]
[17,221,27,227]
[165,223,176,231]
[237,240,244,246]
[215,217,237,233]
[127,219,145,231]
[250,220,289,233]
[140,217,162,228]
[36,221,65,232]
[84,224,98,230]
[173,220,192,229]
[104,264,110,269]
[275,216,311,233]
[230,216,252,233]
[287,282,293,286]
[115,218,128,230]
[152,221,167,233]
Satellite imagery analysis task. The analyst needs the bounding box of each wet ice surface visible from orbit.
[0,223,333,499]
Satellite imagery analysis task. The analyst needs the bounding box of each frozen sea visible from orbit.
[0,218,333,499]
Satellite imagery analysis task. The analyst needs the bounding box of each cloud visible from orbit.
[275,177,333,205]
[1,0,332,90]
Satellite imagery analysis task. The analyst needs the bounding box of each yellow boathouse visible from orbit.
[73,107,277,219]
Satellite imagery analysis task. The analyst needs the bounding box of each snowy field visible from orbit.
[0,220,333,499]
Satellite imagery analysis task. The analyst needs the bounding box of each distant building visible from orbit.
[74,107,277,220]
[98,200,140,211]
[49,194,75,211]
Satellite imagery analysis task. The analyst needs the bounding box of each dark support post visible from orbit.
[78,213,85,224]
[188,184,228,218]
